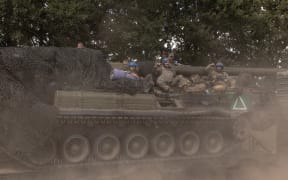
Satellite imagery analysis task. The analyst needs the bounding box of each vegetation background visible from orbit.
[1,0,288,66]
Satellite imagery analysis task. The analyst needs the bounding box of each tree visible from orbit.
[0,0,14,46]
[1,0,288,67]
[0,0,107,47]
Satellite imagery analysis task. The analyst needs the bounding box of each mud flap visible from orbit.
[240,125,277,154]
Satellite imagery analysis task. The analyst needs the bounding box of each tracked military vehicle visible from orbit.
[0,47,285,170]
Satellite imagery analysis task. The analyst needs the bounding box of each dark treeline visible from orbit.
[1,0,288,67]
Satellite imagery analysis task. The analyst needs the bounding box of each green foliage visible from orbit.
[1,0,288,66]
[0,0,106,46]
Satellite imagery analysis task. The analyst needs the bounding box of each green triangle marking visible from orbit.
[232,96,248,110]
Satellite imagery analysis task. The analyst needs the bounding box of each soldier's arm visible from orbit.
[205,63,215,72]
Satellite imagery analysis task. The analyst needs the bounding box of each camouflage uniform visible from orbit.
[184,74,207,93]
[156,65,175,92]
[185,84,207,93]
[205,64,230,92]
[171,74,209,93]
[209,70,229,82]
[211,71,229,92]
[171,75,191,89]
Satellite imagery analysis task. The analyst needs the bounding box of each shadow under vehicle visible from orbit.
[0,47,287,173]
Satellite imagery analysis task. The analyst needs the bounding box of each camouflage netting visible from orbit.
[0,47,115,152]
[0,47,113,103]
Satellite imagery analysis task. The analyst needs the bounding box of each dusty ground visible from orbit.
[0,157,227,180]
[0,153,288,180]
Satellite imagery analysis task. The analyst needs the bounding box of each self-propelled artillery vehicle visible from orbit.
[0,47,286,170]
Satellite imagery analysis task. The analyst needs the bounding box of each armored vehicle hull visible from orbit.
[0,47,283,171]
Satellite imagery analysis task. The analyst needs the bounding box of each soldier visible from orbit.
[206,62,229,92]
[127,60,155,92]
[168,52,180,66]
[168,53,175,63]
[110,61,140,81]
[127,61,140,79]
[155,57,175,92]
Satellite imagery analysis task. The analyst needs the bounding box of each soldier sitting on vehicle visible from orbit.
[127,60,140,79]
[168,52,181,66]
[155,57,175,92]
[110,60,140,81]
[205,62,230,92]
[129,60,155,92]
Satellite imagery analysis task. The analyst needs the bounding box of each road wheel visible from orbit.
[152,132,175,157]
[178,131,200,156]
[204,131,224,154]
[63,134,90,163]
[94,134,120,160]
[125,133,148,159]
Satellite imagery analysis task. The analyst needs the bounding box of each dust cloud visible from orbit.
[0,160,226,180]
[226,157,288,180]
[50,100,288,180]
[226,94,288,180]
